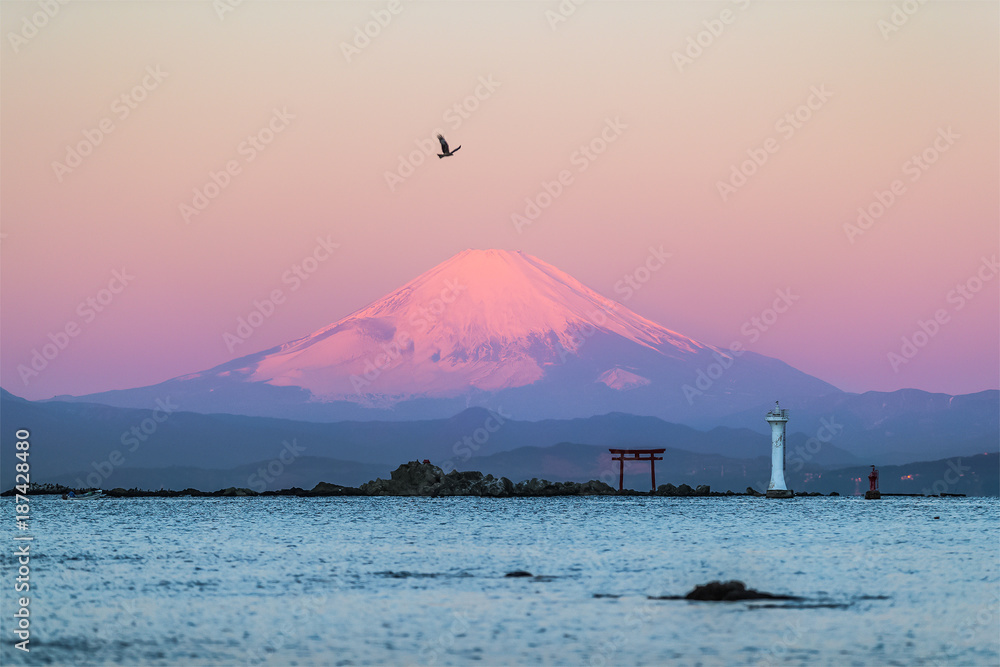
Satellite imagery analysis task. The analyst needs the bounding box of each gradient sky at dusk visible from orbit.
[2,1,997,401]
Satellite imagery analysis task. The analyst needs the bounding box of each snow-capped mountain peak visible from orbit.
[237,249,715,401]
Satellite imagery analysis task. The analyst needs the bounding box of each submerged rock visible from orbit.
[309,482,361,496]
[512,477,615,496]
[684,580,801,601]
[504,571,533,578]
[218,487,257,497]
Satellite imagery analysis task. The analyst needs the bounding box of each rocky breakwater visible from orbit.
[350,461,616,498]
[653,483,712,497]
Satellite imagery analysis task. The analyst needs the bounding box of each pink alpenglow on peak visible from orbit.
[66,249,840,422]
[246,249,714,401]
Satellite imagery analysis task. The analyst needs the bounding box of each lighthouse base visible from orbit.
[865,490,881,499]
[765,489,795,499]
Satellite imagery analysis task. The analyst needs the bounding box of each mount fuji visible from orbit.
[62,249,841,422]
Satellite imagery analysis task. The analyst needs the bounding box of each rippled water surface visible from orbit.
[1,496,997,666]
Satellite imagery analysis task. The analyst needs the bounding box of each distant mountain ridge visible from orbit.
[31,446,1000,498]
[2,389,995,492]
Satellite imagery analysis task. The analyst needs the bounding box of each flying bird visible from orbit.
[437,134,461,158]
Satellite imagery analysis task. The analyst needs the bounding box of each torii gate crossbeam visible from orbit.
[608,448,666,492]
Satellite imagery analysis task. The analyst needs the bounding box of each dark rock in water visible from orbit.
[684,580,801,601]
[505,571,533,578]
[656,483,710,497]
[578,479,616,495]
[314,462,617,497]
[359,461,518,497]
[263,486,307,497]
[512,477,615,497]
[440,470,484,494]
[360,460,446,496]
[101,459,717,499]
[218,487,257,497]
[746,487,763,497]
[829,491,840,496]
[310,482,362,496]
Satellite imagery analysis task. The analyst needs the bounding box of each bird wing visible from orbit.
[437,134,449,153]
[452,145,461,153]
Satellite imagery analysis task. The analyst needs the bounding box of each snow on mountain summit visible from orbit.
[64,248,841,422]
[228,249,717,402]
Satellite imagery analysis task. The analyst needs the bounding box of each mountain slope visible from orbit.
[60,249,839,422]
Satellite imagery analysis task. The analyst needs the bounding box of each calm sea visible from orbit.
[2,496,997,666]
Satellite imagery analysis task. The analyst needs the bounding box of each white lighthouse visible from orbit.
[765,401,794,498]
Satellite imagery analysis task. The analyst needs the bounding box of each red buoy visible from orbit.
[865,465,881,499]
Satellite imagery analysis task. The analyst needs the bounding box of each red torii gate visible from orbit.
[609,448,666,491]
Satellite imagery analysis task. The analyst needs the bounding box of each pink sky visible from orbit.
[2,1,997,401]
